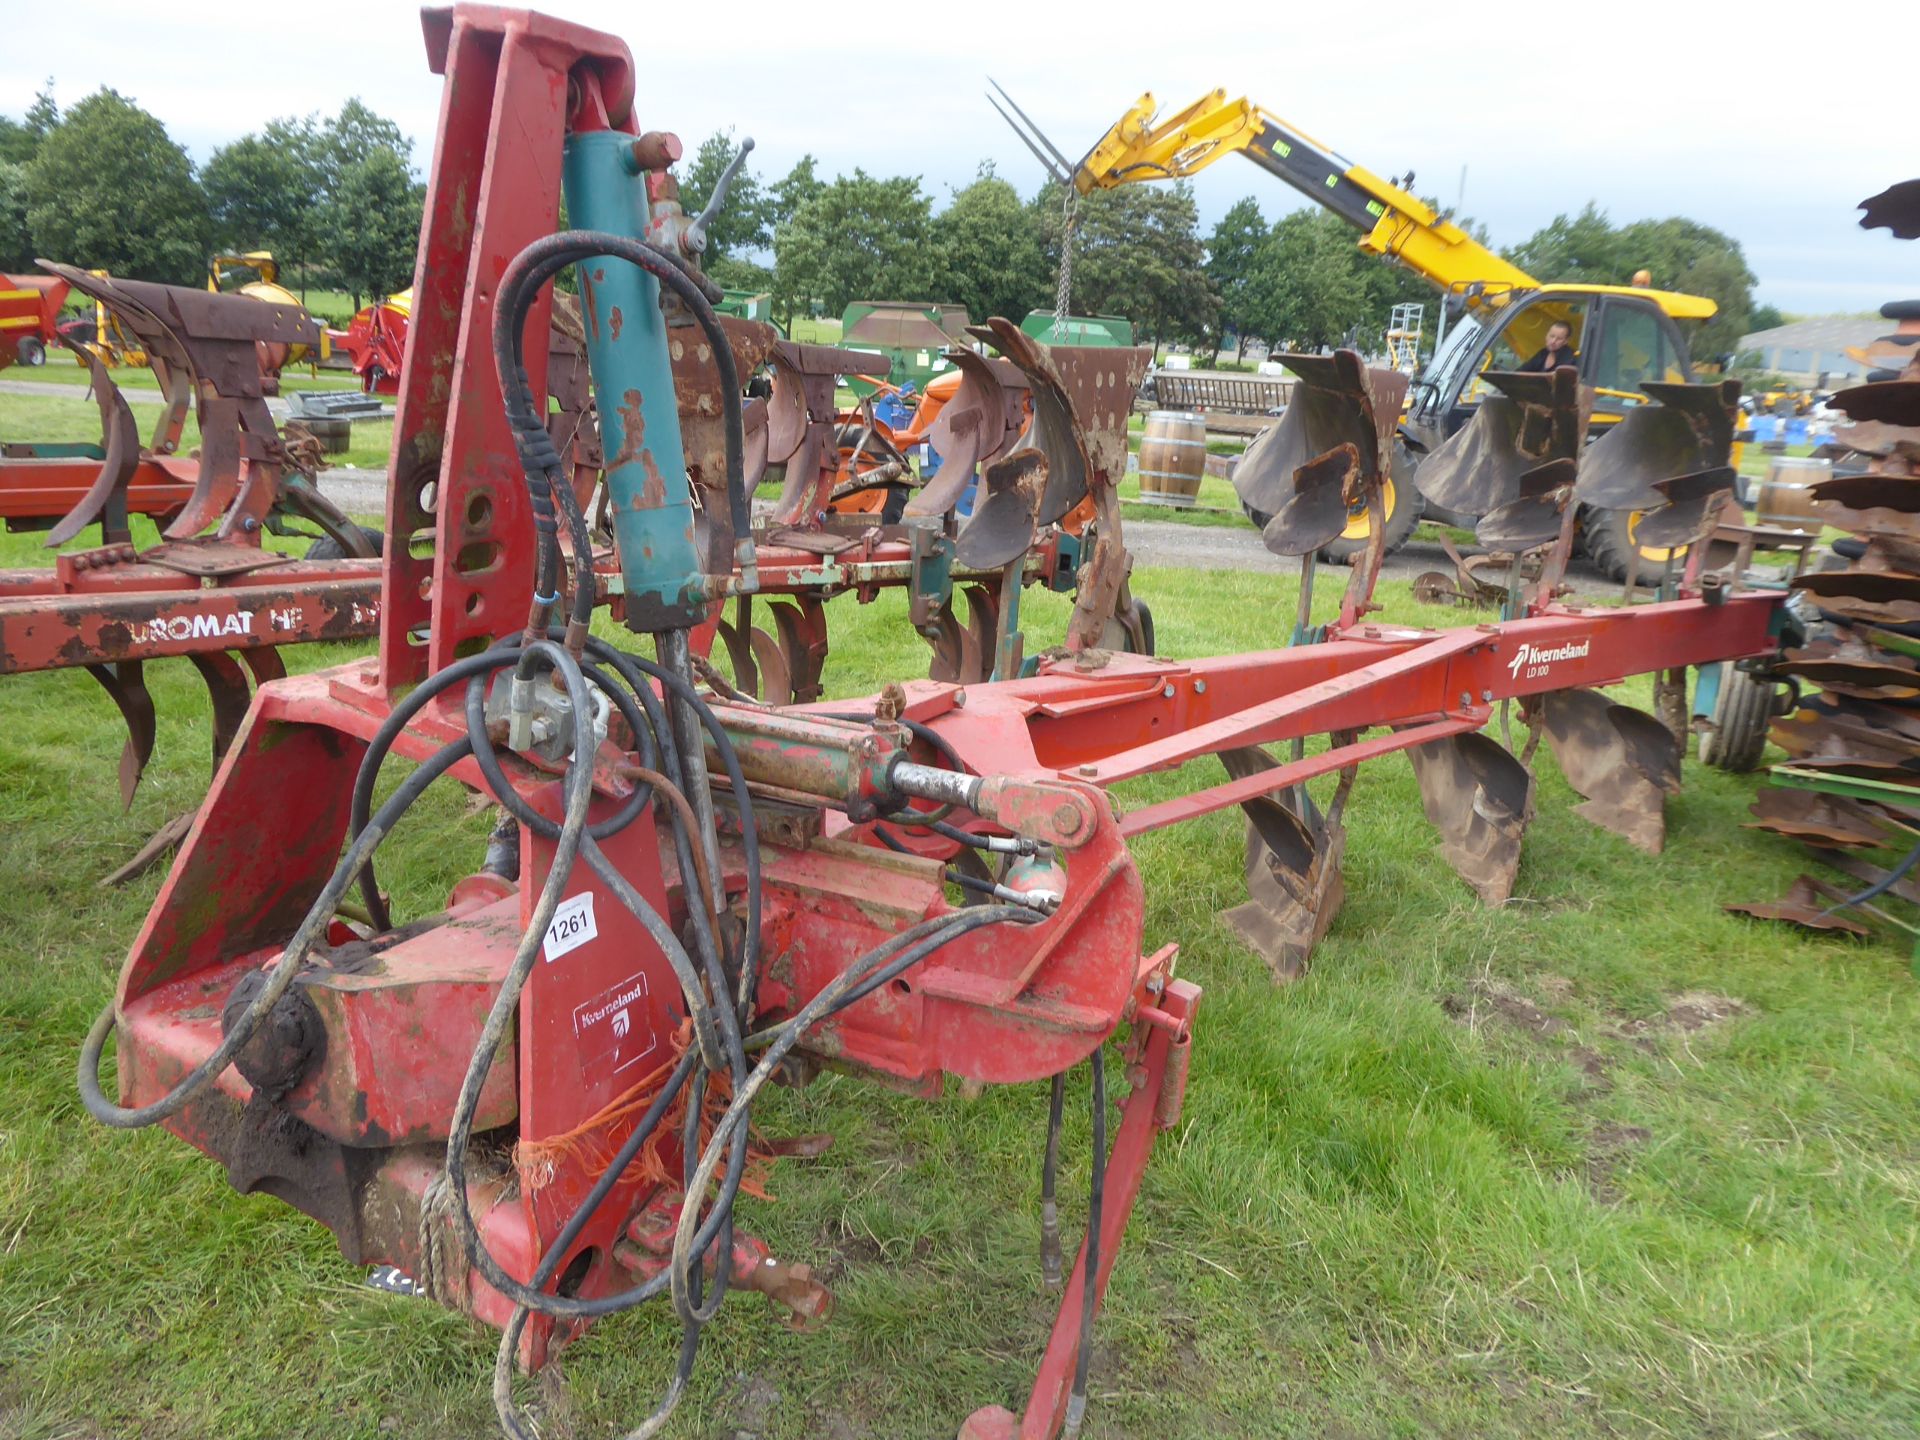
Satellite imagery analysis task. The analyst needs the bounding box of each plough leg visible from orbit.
[84,659,156,809]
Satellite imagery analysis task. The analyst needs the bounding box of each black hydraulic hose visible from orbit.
[78,729,477,1128]
[1819,833,1920,921]
[1065,1048,1107,1437]
[494,232,753,599]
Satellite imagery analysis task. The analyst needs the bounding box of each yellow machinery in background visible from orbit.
[208,252,329,368]
[990,84,1725,576]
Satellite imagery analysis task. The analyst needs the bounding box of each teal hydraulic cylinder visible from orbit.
[561,130,705,632]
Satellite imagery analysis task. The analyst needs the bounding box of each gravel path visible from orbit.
[312,470,1626,601]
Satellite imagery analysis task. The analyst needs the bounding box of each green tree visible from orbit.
[1039,182,1216,348]
[1206,196,1268,358]
[769,155,824,223]
[930,166,1050,324]
[709,255,773,292]
[1507,202,1758,358]
[0,82,58,167]
[773,170,934,319]
[202,129,324,280]
[0,163,31,270]
[24,88,208,283]
[1615,215,1757,356]
[678,130,768,262]
[1248,209,1373,351]
[305,100,418,304]
[326,147,422,310]
[1747,303,1786,333]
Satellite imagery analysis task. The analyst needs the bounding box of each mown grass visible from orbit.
[0,389,394,472]
[1,464,1917,1438]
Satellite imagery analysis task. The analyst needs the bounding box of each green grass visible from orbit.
[11,353,367,393]
[0,390,394,471]
[1,479,1918,1437]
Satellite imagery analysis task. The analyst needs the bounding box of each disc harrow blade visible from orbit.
[85,660,156,809]
[1859,178,1920,240]
[1407,730,1534,903]
[1828,380,1920,428]
[1792,568,1920,626]
[1539,688,1681,854]
[1725,874,1871,937]
[1744,787,1896,849]
[1808,470,1920,517]
[1216,746,1346,982]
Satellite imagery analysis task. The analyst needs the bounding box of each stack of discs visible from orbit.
[1730,179,1920,938]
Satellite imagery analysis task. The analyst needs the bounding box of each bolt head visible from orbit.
[1053,802,1084,836]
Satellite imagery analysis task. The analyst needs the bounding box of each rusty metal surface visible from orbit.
[905,349,1026,518]
[1634,466,1739,549]
[1725,875,1871,936]
[1218,746,1348,983]
[1792,568,1920,624]
[1406,730,1533,903]
[1859,179,1920,239]
[1417,367,1589,517]
[1538,687,1681,854]
[1475,456,1578,552]
[42,338,142,546]
[1829,381,1920,428]
[1744,787,1895,848]
[1233,350,1404,523]
[1808,470,1920,514]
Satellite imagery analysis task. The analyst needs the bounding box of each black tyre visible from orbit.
[1579,504,1676,585]
[1316,443,1423,563]
[16,335,45,367]
[1698,664,1788,772]
[305,524,385,561]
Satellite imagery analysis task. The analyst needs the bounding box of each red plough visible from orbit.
[70,8,1784,1440]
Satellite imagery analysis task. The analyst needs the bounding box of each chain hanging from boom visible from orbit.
[1053,185,1078,337]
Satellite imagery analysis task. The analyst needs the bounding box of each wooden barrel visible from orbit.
[1756,455,1830,533]
[1137,410,1206,507]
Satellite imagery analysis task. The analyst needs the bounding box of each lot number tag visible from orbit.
[544,892,598,962]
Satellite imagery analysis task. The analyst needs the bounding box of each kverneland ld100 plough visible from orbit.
[74,8,1786,1438]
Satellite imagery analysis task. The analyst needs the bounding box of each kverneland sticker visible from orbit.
[1507,638,1590,681]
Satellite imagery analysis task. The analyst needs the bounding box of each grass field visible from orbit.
[1,479,1917,1440]
[0,384,394,472]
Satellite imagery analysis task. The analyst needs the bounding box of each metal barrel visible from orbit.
[1136,409,1206,508]
[1756,455,1830,533]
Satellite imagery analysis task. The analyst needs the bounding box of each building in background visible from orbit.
[1736,315,1884,385]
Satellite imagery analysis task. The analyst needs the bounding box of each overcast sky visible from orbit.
[5,0,1914,318]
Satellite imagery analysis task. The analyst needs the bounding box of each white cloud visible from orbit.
[3,0,1914,313]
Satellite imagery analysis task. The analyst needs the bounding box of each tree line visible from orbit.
[0,85,1769,361]
[0,84,422,315]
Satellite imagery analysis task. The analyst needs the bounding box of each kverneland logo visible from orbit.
[1508,638,1591,679]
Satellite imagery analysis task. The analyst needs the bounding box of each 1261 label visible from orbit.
[543,892,598,962]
